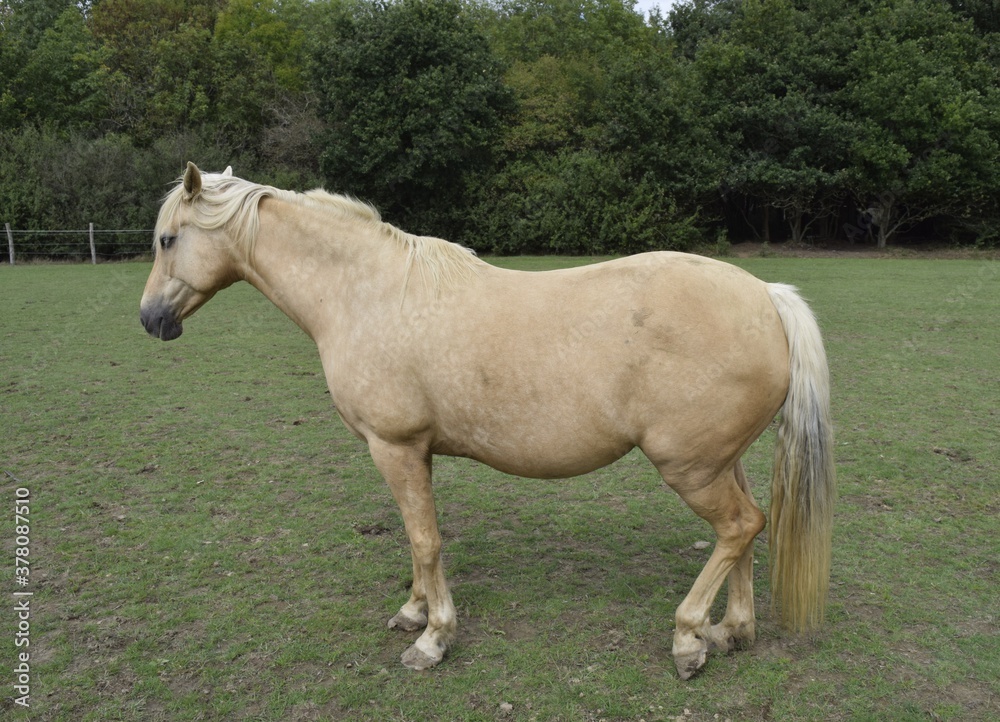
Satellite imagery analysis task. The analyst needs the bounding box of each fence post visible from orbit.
[5,223,13,265]
[89,223,97,264]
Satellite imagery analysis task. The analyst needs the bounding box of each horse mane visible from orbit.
[156,172,483,293]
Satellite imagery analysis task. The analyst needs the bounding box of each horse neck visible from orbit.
[239,196,408,342]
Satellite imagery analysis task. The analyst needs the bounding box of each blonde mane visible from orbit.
[156,173,483,293]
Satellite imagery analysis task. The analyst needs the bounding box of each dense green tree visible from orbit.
[0,2,108,129]
[213,0,313,155]
[483,0,655,155]
[2,0,1000,255]
[475,148,701,254]
[688,0,859,242]
[89,0,223,141]
[671,0,1000,245]
[839,0,1000,245]
[946,0,1000,33]
[0,0,74,50]
[667,0,742,60]
[600,25,722,212]
[0,125,233,256]
[470,0,710,252]
[310,0,513,237]
[486,0,647,62]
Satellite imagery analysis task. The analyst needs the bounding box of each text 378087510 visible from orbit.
[13,485,31,708]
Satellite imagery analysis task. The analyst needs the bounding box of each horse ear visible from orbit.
[183,162,202,200]
[222,166,233,177]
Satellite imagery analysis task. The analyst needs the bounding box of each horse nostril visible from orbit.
[140,304,183,341]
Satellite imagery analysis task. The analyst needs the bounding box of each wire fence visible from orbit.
[4,223,154,264]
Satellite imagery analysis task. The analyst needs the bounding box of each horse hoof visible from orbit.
[674,647,708,680]
[388,610,427,632]
[401,644,441,671]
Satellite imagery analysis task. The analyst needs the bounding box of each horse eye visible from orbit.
[160,234,177,250]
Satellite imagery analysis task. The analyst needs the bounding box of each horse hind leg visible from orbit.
[659,459,766,679]
[709,459,760,651]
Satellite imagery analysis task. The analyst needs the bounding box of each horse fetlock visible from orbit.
[707,630,735,653]
[388,608,428,632]
[710,620,755,652]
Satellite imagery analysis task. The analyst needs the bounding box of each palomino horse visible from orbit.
[141,163,835,679]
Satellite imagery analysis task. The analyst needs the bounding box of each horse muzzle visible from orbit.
[140,303,183,341]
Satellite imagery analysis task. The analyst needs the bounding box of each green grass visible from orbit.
[1,256,998,721]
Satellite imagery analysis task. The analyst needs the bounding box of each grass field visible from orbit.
[1,255,998,721]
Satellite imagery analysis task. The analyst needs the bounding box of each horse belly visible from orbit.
[431,411,635,479]
[426,348,642,478]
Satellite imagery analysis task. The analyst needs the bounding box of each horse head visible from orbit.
[140,163,241,340]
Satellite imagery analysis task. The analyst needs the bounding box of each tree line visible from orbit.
[2,0,998,257]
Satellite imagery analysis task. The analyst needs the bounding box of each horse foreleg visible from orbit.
[665,463,766,679]
[387,553,430,632]
[368,439,456,670]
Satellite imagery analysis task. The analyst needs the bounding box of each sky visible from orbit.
[632,0,678,19]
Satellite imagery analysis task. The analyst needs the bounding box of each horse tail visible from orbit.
[765,283,836,632]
